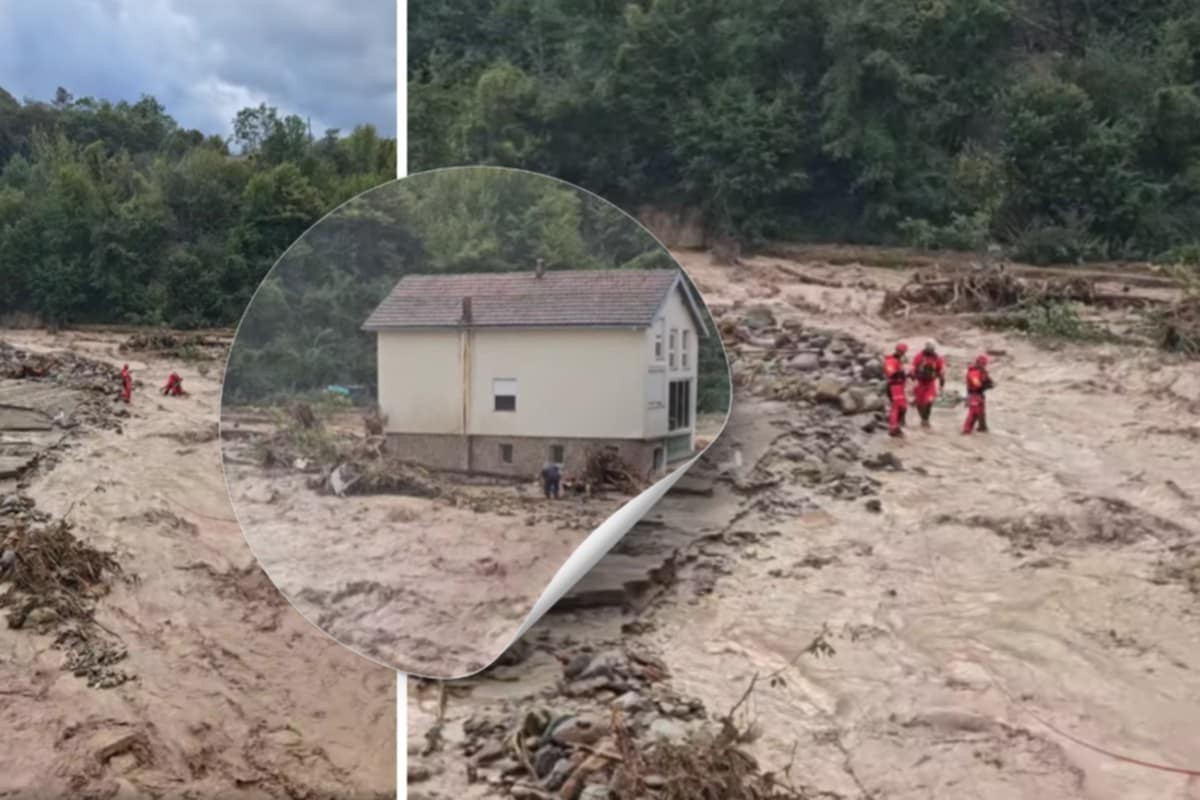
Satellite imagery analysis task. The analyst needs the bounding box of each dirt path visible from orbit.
[0,330,396,799]
[408,250,1200,799]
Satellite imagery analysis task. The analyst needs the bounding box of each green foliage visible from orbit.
[0,86,396,327]
[222,168,731,411]
[986,299,1111,342]
[410,0,1200,261]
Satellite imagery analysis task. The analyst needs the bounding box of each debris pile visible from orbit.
[1154,294,1200,355]
[433,646,805,799]
[582,449,646,495]
[879,264,1098,315]
[312,443,445,499]
[119,330,227,360]
[363,407,387,435]
[0,494,132,688]
[0,341,123,430]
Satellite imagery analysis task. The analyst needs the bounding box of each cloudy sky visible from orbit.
[0,0,397,138]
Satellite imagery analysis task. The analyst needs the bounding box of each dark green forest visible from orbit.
[0,86,396,327]
[410,0,1200,265]
[223,167,730,412]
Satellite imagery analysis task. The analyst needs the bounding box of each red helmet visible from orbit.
[975,354,989,366]
[895,343,909,354]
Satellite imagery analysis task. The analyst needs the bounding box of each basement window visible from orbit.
[550,444,564,463]
[493,378,517,412]
[500,443,513,464]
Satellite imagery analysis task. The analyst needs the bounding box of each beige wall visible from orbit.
[643,285,700,443]
[377,329,464,434]
[467,327,646,439]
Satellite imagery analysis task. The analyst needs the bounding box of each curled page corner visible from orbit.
[468,450,705,677]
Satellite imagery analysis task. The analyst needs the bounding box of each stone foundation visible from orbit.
[384,432,684,479]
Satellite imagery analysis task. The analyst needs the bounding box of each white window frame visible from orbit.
[681,330,690,369]
[493,378,517,412]
[668,329,678,369]
[654,318,665,361]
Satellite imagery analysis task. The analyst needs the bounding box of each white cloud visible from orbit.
[0,0,395,136]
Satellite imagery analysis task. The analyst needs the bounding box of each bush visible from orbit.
[986,299,1111,342]
[1010,222,1105,265]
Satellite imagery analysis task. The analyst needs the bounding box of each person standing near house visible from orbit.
[541,461,562,499]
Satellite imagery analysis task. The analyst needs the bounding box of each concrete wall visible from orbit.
[466,327,646,439]
[377,330,463,434]
[385,432,665,479]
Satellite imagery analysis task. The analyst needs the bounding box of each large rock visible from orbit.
[788,353,820,371]
[839,391,863,415]
[814,377,844,404]
[743,305,777,331]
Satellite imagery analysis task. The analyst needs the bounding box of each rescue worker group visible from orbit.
[882,341,995,438]
[118,364,188,403]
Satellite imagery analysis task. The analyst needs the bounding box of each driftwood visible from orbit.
[582,448,645,495]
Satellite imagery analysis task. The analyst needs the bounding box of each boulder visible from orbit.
[814,377,844,404]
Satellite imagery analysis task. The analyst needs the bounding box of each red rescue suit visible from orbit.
[162,372,186,397]
[962,364,994,434]
[120,365,132,404]
[910,352,945,425]
[883,353,909,436]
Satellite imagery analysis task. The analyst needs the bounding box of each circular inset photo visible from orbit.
[219,166,731,678]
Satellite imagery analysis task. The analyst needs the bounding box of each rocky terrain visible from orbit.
[406,249,1200,800]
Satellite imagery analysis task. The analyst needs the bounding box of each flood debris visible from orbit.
[312,450,444,499]
[119,330,227,360]
[0,493,132,688]
[880,264,1100,315]
[0,341,122,430]
[444,645,809,800]
[581,449,647,496]
[1151,285,1200,355]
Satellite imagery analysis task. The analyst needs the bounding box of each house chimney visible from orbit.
[535,258,545,279]
[461,296,472,323]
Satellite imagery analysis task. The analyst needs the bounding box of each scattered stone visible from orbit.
[814,377,844,404]
[648,718,688,743]
[788,352,820,371]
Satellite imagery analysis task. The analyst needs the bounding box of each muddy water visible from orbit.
[0,331,395,799]
[639,253,1200,798]
[222,451,611,678]
[407,252,1200,799]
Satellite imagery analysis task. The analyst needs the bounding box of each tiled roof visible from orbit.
[362,269,705,332]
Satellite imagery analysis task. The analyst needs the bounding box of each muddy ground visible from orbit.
[406,250,1200,799]
[0,330,396,799]
[220,407,722,679]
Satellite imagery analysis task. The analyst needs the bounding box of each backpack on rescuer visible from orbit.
[917,357,938,382]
